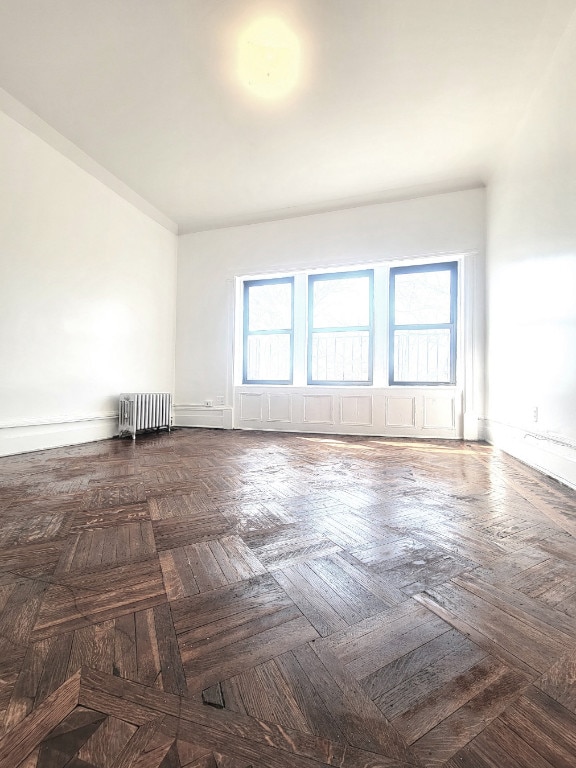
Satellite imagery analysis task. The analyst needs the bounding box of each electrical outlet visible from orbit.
[216,396,225,405]
[204,399,213,407]
[532,406,539,422]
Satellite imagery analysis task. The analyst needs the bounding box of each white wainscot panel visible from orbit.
[423,396,455,429]
[303,395,334,424]
[268,394,292,422]
[340,396,373,426]
[385,397,416,427]
[240,393,264,421]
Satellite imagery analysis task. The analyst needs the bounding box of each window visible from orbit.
[239,260,459,388]
[308,270,373,384]
[389,262,457,385]
[243,278,294,384]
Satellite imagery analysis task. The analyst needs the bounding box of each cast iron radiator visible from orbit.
[118,392,172,439]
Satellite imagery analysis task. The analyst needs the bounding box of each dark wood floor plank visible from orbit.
[413,591,541,680]
[498,686,576,768]
[109,717,164,768]
[0,578,47,649]
[185,542,229,592]
[361,628,471,701]
[305,557,389,624]
[294,643,417,762]
[176,738,213,767]
[0,670,80,767]
[2,639,51,734]
[77,715,137,766]
[411,665,529,765]
[159,547,200,601]
[535,655,576,714]
[171,573,289,635]
[167,715,334,768]
[219,677,248,717]
[536,531,576,563]
[452,572,576,641]
[323,601,450,683]
[456,716,558,768]
[328,550,406,606]
[422,581,572,673]
[242,526,341,572]
[229,661,311,734]
[2,430,576,767]
[216,536,267,581]
[36,707,108,768]
[35,631,75,705]
[80,667,344,767]
[273,651,345,743]
[272,567,349,637]
[182,613,319,692]
[392,656,515,744]
[152,517,232,551]
[32,559,166,640]
[153,603,188,697]
[321,600,440,664]
[114,613,137,681]
[373,636,488,719]
[92,618,116,674]
[135,608,163,688]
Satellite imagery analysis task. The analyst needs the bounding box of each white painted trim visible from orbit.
[235,386,462,439]
[0,414,118,456]
[174,404,233,429]
[0,412,117,429]
[182,181,485,235]
[484,419,576,490]
[0,88,178,234]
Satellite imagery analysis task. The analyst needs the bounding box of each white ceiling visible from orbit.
[0,0,574,233]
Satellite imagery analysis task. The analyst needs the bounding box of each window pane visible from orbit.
[394,270,451,325]
[394,329,451,382]
[311,331,370,382]
[312,275,370,328]
[246,334,291,381]
[248,282,292,331]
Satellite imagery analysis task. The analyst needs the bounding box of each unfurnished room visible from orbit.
[0,1,575,766]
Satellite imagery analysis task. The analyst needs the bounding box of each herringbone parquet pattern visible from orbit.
[0,428,575,767]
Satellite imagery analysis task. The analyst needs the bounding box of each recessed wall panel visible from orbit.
[423,396,455,429]
[385,397,415,427]
[268,394,292,422]
[303,395,334,424]
[240,393,263,421]
[340,396,373,426]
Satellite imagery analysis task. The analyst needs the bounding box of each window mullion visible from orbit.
[292,272,307,385]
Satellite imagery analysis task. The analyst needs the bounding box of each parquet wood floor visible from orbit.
[0,429,575,767]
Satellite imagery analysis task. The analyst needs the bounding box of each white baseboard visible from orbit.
[0,413,118,456]
[463,411,482,441]
[173,404,233,430]
[484,419,576,490]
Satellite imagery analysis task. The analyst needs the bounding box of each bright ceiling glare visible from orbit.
[238,17,300,99]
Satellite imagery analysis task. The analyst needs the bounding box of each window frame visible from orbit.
[388,261,458,386]
[243,276,294,385]
[307,269,374,386]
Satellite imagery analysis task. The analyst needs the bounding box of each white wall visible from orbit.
[176,188,485,437]
[0,109,178,455]
[485,12,576,488]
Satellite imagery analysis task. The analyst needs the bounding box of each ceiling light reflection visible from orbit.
[238,17,300,99]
